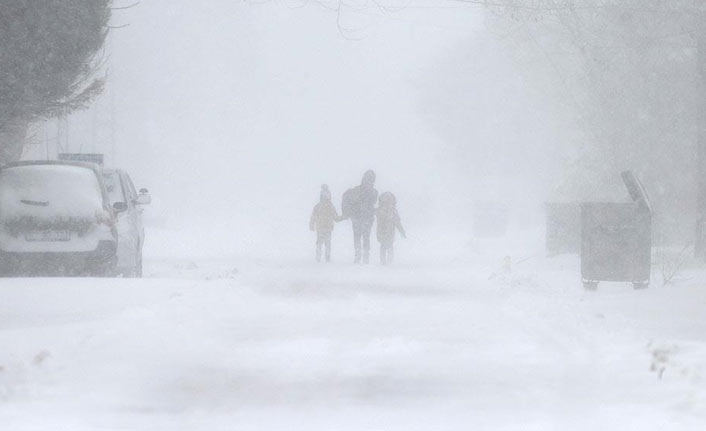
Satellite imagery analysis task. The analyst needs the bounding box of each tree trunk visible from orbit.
[0,121,28,165]
[695,27,706,259]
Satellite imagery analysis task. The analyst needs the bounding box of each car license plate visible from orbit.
[25,230,71,242]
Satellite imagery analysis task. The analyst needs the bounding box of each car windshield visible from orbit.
[0,165,104,219]
[102,171,125,205]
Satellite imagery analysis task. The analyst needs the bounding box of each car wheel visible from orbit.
[583,281,598,291]
[89,258,117,277]
[633,281,649,290]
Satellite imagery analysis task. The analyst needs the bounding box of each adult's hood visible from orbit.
[361,170,376,187]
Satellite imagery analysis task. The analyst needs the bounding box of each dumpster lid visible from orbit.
[621,170,652,213]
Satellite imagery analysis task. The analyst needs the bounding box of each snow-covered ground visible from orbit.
[1,232,706,430]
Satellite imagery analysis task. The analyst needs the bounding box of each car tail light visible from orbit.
[96,210,118,237]
[96,209,114,226]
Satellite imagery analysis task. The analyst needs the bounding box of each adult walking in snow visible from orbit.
[342,170,378,264]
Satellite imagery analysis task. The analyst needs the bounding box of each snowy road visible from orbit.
[1,255,706,430]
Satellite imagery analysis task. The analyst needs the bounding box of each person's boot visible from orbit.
[354,249,361,264]
[316,247,322,263]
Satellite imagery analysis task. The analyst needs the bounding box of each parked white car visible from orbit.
[102,169,150,277]
[0,161,118,276]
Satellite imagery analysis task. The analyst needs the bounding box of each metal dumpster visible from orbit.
[580,171,652,290]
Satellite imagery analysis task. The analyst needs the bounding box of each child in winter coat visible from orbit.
[375,192,406,265]
[309,185,342,262]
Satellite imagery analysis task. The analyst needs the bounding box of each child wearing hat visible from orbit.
[376,192,406,265]
[309,185,342,262]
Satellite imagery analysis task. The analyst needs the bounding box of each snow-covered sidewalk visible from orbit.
[1,256,705,430]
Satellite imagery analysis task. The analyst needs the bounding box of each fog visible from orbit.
[31,1,572,259]
[8,2,706,428]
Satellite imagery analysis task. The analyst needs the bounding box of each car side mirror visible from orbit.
[135,191,151,205]
[113,201,128,213]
